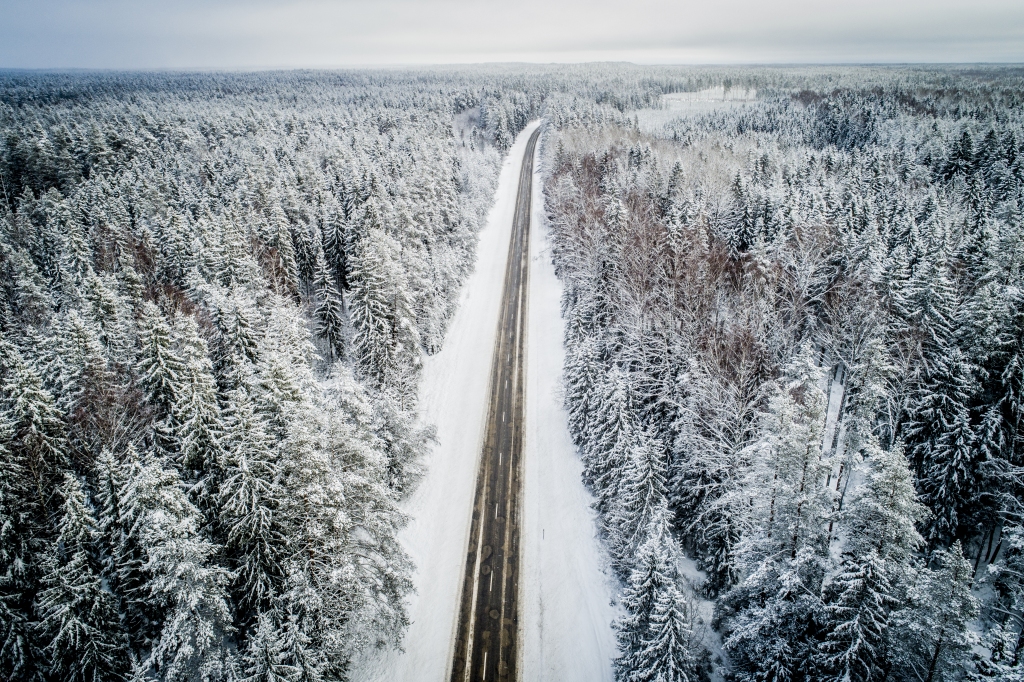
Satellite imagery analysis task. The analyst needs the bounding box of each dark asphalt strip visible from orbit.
[449,126,541,682]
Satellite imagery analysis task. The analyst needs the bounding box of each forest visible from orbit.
[0,65,696,682]
[544,66,1024,681]
[2,65,1023,682]
[0,70,514,682]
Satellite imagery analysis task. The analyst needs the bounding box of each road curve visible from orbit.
[449,126,542,682]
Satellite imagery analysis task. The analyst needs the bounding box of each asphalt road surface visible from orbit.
[449,127,541,682]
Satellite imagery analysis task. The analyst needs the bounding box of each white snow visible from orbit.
[677,555,726,681]
[353,122,539,681]
[519,129,619,681]
[635,86,759,133]
[820,365,846,457]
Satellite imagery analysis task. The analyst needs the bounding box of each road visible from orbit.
[449,126,541,682]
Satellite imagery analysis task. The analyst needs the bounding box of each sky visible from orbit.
[1,0,1022,69]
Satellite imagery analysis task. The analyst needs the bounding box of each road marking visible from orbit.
[452,127,539,682]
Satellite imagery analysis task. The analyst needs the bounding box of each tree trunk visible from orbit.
[925,630,945,682]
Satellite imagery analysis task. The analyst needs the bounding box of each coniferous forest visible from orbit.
[2,65,1024,682]
[0,70,513,681]
[545,66,1024,681]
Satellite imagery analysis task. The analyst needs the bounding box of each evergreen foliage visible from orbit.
[543,65,1024,679]
[0,69,509,681]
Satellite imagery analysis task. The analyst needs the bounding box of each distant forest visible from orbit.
[2,65,1024,682]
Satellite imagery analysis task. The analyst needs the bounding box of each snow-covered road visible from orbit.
[354,122,616,681]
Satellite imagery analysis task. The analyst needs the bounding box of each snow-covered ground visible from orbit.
[354,121,615,680]
[519,129,619,681]
[634,86,759,133]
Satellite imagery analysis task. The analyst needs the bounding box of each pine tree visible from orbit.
[615,507,705,682]
[819,441,927,681]
[35,473,129,682]
[313,245,345,362]
[888,542,978,682]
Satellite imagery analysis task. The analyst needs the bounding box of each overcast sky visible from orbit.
[1,0,1022,69]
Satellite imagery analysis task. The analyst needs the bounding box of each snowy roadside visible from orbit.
[519,128,619,681]
[352,122,542,681]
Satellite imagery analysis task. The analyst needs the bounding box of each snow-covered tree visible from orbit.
[172,314,223,480]
[240,612,294,682]
[607,427,668,570]
[220,388,287,622]
[119,449,235,681]
[313,245,345,362]
[136,302,184,418]
[818,441,927,681]
[36,473,129,682]
[585,365,637,514]
[888,542,979,682]
[615,507,706,682]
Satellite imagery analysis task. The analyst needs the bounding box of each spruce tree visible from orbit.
[136,302,185,452]
[172,315,224,486]
[615,507,704,682]
[240,613,294,682]
[889,543,978,682]
[348,225,397,386]
[586,365,636,514]
[819,441,926,681]
[0,404,41,681]
[220,388,287,624]
[119,449,235,681]
[313,245,346,362]
[35,473,129,682]
[904,348,978,543]
[607,427,668,571]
